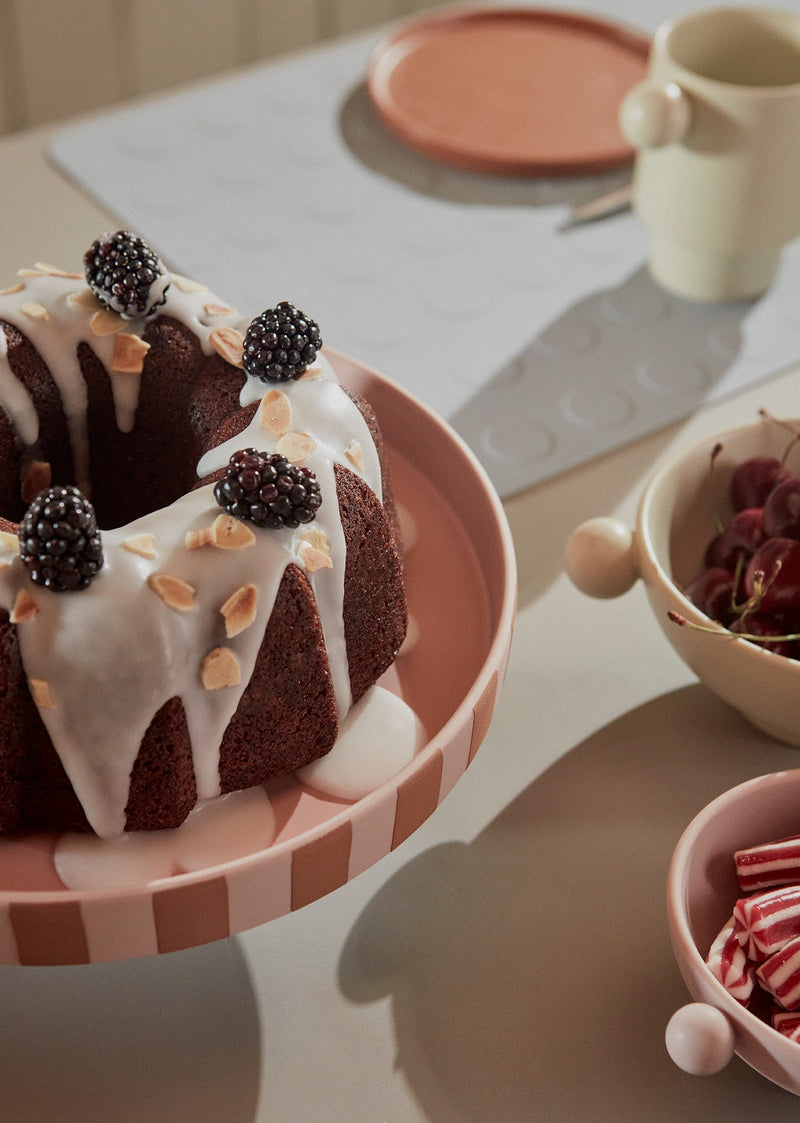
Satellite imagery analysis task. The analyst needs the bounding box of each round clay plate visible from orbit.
[367,6,650,176]
[0,352,516,965]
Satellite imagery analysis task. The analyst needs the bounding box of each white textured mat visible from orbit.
[49,19,800,497]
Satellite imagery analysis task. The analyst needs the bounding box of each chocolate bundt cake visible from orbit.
[0,233,406,838]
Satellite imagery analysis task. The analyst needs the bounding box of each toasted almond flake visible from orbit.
[67,287,101,312]
[300,526,330,553]
[211,514,255,550]
[201,647,241,690]
[210,325,244,368]
[276,431,316,463]
[21,459,51,503]
[299,544,333,573]
[17,268,42,278]
[90,308,125,336]
[112,332,150,374]
[10,589,39,624]
[29,679,55,709]
[258,388,292,436]
[203,302,236,317]
[20,302,49,321]
[147,572,196,612]
[220,583,258,638]
[171,273,208,293]
[299,365,324,381]
[0,282,24,296]
[185,525,216,550]
[33,262,82,279]
[122,533,158,560]
[0,531,19,554]
[345,439,365,472]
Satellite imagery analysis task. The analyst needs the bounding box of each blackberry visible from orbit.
[213,449,322,529]
[19,485,104,592]
[242,302,321,383]
[83,230,170,319]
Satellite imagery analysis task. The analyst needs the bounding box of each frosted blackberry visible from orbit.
[242,303,321,383]
[19,485,104,592]
[214,449,322,529]
[83,231,170,319]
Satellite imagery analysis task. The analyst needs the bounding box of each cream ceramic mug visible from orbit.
[619,6,800,302]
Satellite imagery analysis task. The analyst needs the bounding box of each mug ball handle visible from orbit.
[619,81,692,149]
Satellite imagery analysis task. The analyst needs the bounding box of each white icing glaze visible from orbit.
[296,686,425,800]
[53,685,423,890]
[54,785,277,890]
[0,263,387,837]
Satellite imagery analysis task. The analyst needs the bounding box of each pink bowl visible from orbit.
[667,768,800,1093]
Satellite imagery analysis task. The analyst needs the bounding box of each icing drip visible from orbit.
[0,266,386,837]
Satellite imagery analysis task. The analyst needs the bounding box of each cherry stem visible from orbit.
[758,407,800,467]
[668,609,800,645]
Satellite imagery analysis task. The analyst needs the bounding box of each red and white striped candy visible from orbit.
[705,916,755,1005]
[773,1010,800,1042]
[733,884,800,961]
[757,934,800,1009]
[735,834,800,892]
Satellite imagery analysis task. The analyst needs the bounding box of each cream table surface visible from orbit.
[6,67,800,1123]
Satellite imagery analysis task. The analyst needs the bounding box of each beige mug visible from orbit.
[619,6,800,302]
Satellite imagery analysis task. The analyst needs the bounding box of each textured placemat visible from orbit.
[49,21,800,497]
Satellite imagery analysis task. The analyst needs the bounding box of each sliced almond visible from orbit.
[171,273,208,293]
[211,514,255,550]
[0,530,19,554]
[210,326,244,368]
[185,525,216,551]
[10,589,39,624]
[258,388,292,437]
[220,583,258,638]
[299,366,324,381]
[147,572,196,612]
[203,302,236,317]
[29,678,55,709]
[201,646,241,690]
[299,544,333,573]
[21,459,51,503]
[0,282,24,296]
[122,532,158,560]
[67,287,101,312]
[20,302,49,321]
[17,268,42,278]
[345,439,365,472]
[297,527,332,573]
[33,262,82,279]
[113,332,150,374]
[300,527,329,553]
[276,431,316,463]
[90,308,126,336]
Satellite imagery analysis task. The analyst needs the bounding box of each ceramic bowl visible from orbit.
[666,768,800,1093]
[565,417,800,746]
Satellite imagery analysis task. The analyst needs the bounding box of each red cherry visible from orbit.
[704,508,766,571]
[745,537,800,613]
[763,477,800,540]
[731,455,791,511]
[684,566,738,624]
[730,612,799,657]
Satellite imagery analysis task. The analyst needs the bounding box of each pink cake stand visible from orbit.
[0,352,516,965]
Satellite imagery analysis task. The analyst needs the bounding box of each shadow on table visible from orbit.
[339,81,633,210]
[339,685,800,1121]
[0,937,261,1122]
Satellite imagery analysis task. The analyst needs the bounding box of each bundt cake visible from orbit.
[0,233,406,838]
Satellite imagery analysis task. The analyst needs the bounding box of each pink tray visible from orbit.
[0,352,516,965]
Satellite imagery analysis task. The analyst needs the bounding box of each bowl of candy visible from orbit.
[565,413,800,746]
[666,767,800,1092]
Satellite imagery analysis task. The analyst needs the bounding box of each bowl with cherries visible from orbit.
[566,412,800,745]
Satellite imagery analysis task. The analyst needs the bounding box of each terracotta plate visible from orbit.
[367,6,650,176]
[0,352,517,965]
